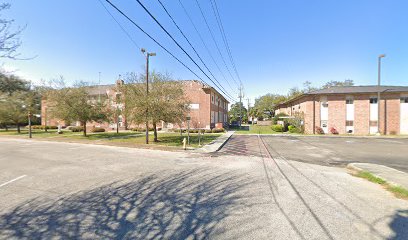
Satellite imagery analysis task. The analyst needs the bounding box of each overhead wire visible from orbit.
[177,0,237,96]
[156,0,237,98]
[133,0,237,101]
[103,0,236,102]
[194,0,240,88]
[210,0,242,86]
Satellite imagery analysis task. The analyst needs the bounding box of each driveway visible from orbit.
[220,135,408,173]
[0,138,407,239]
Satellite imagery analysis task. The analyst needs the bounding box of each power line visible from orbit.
[193,0,240,88]
[156,0,236,98]
[133,0,236,101]
[102,0,236,102]
[177,0,237,95]
[210,0,242,86]
[97,0,141,51]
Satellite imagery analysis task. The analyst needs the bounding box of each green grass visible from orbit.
[233,125,279,134]
[355,171,387,184]
[0,129,221,148]
[354,170,408,200]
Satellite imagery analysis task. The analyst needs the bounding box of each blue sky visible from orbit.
[2,0,408,104]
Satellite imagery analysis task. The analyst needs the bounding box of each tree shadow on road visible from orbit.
[0,169,252,239]
[388,209,408,240]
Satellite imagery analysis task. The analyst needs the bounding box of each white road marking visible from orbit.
[0,175,27,188]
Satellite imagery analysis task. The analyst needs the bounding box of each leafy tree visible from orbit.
[253,93,287,120]
[123,72,190,142]
[321,79,354,89]
[0,72,30,94]
[47,81,108,136]
[228,102,247,123]
[0,91,37,132]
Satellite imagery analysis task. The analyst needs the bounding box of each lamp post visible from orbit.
[377,54,386,134]
[141,48,156,144]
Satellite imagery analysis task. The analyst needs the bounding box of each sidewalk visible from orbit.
[195,131,234,153]
[348,163,408,189]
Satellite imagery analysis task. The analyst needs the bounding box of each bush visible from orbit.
[271,124,284,132]
[211,128,225,133]
[329,127,339,135]
[71,126,84,132]
[30,125,58,130]
[288,125,301,133]
[315,126,325,134]
[91,127,105,133]
[204,129,212,133]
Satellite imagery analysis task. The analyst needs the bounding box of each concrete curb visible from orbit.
[347,163,408,189]
[194,131,235,153]
[234,133,408,139]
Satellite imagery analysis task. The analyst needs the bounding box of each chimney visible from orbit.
[116,74,124,86]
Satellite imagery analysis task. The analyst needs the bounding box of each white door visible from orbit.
[401,97,408,134]
[369,97,378,134]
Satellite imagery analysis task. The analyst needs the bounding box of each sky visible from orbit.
[2,0,408,105]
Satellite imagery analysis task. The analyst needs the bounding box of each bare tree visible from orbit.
[0,3,25,59]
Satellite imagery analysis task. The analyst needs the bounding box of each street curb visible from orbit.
[234,133,408,139]
[194,131,235,153]
[347,163,408,188]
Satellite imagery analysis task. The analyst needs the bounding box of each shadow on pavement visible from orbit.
[0,169,252,239]
[389,209,408,240]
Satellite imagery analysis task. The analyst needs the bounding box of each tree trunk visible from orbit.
[153,122,158,142]
[5,125,8,131]
[83,122,87,137]
[116,122,119,134]
[17,124,20,133]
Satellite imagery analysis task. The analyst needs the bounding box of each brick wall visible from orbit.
[328,95,346,134]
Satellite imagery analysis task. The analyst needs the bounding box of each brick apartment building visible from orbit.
[41,80,229,131]
[275,86,408,135]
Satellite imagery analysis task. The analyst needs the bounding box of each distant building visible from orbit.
[275,86,408,135]
[41,79,229,131]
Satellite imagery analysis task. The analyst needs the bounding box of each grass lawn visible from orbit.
[0,129,222,148]
[233,125,279,134]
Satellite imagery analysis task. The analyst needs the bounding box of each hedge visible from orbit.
[70,126,84,132]
[271,124,284,132]
[91,127,105,133]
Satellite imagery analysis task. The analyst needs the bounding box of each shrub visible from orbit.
[288,125,301,133]
[329,127,339,135]
[271,124,284,132]
[91,127,105,133]
[204,129,212,133]
[315,126,324,134]
[71,126,84,132]
[212,128,225,133]
[30,125,58,130]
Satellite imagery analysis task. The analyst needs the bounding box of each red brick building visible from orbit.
[41,80,229,131]
[275,86,408,135]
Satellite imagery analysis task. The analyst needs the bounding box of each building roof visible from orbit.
[276,85,408,108]
[86,85,114,96]
[307,85,408,95]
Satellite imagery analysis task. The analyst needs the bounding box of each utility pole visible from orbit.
[98,72,101,103]
[247,98,250,125]
[377,54,386,135]
[238,85,243,128]
[141,48,156,144]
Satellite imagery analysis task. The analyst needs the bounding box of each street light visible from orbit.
[141,48,156,144]
[377,54,386,134]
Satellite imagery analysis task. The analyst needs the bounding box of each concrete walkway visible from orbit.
[195,131,234,153]
[348,163,408,189]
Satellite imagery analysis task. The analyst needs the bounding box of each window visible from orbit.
[370,97,378,104]
[346,99,354,104]
[346,120,354,126]
[322,103,328,108]
[211,94,214,104]
[401,97,408,103]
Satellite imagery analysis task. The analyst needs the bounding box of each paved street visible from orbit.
[219,135,408,173]
[1,137,407,239]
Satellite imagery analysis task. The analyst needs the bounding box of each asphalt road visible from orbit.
[1,137,407,239]
[220,135,408,173]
